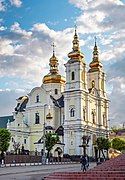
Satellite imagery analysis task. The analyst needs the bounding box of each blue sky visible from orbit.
[0,0,125,127]
[1,0,80,30]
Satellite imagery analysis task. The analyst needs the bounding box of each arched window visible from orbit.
[92,111,95,124]
[35,112,40,124]
[71,71,75,80]
[36,95,39,102]
[55,89,58,95]
[70,108,75,117]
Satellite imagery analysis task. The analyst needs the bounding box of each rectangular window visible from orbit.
[36,95,39,102]
[55,89,58,94]
[24,139,26,144]
[71,71,75,80]
[35,113,40,124]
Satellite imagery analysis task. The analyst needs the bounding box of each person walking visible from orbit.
[80,155,88,172]
[85,154,89,169]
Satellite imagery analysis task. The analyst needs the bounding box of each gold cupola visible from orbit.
[68,26,85,62]
[89,37,103,72]
[43,43,65,84]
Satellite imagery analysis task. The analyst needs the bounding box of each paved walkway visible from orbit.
[0,162,96,180]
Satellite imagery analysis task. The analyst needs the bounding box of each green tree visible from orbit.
[111,138,125,151]
[96,137,111,160]
[45,132,59,158]
[0,128,11,159]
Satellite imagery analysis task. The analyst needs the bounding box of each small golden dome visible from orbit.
[43,73,65,84]
[67,26,85,63]
[68,51,84,61]
[46,112,53,119]
[43,43,65,84]
[89,37,102,72]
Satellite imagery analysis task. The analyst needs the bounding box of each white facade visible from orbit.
[7,30,109,157]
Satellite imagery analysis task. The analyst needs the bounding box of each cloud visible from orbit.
[69,0,125,33]
[1,0,125,127]
[9,0,22,7]
[11,22,32,38]
[0,25,6,31]
[0,23,78,88]
[0,0,6,11]
[108,77,125,127]
[0,38,15,55]
[0,89,27,116]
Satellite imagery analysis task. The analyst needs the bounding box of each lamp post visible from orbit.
[42,104,48,164]
[105,119,110,160]
[79,135,90,156]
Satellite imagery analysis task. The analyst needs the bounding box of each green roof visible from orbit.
[0,115,14,128]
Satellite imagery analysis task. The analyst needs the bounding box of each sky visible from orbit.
[0,0,125,127]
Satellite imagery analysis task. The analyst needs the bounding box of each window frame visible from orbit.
[83,108,86,121]
[36,94,39,103]
[55,89,58,95]
[35,112,40,124]
[92,111,95,124]
[24,138,26,144]
[70,108,75,117]
[71,71,75,80]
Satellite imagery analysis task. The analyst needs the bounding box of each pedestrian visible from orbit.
[80,155,88,172]
[85,154,89,169]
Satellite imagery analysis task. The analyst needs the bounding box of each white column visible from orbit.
[64,129,69,154]
[75,131,81,155]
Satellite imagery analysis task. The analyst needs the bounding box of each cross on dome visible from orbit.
[51,42,56,56]
[94,36,97,46]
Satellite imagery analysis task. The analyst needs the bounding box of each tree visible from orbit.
[111,127,119,134]
[96,137,111,160]
[45,132,59,159]
[111,138,125,151]
[13,141,20,154]
[0,128,11,159]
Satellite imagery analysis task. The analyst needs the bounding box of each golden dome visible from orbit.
[89,37,102,72]
[43,73,65,84]
[68,27,85,63]
[43,43,65,84]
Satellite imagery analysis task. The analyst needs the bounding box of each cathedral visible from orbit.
[7,28,109,157]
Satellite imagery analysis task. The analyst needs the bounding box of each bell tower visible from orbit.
[63,27,88,155]
[88,37,106,97]
[87,37,109,131]
[65,26,87,91]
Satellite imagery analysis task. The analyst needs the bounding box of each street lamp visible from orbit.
[79,135,90,156]
[105,119,110,139]
[42,104,48,164]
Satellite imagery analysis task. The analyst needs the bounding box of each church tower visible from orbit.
[87,38,109,135]
[88,37,106,97]
[65,27,87,91]
[43,43,65,92]
[63,28,88,155]
[42,44,66,128]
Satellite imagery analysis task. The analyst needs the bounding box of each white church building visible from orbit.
[7,29,109,157]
